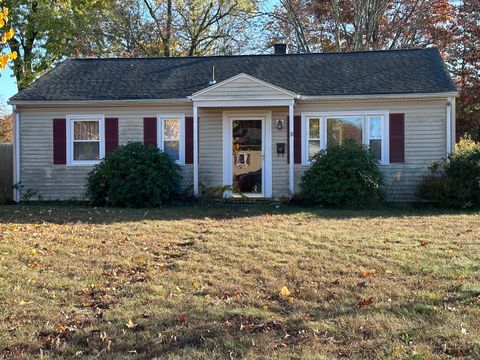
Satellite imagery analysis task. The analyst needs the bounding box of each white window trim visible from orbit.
[66,114,105,166]
[301,111,390,165]
[157,113,185,165]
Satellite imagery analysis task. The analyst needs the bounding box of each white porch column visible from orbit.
[288,104,294,195]
[193,105,199,196]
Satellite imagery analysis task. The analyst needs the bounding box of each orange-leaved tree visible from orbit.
[0,5,16,70]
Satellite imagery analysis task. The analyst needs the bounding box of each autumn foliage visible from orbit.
[0,6,16,70]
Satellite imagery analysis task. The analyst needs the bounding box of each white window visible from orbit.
[158,114,185,165]
[302,112,389,165]
[307,118,321,161]
[67,115,105,166]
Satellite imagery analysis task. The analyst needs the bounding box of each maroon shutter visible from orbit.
[105,117,119,154]
[185,116,193,164]
[287,117,290,164]
[143,117,157,146]
[53,118,66,164]
[293,115,302,164]
[389,113,405,163]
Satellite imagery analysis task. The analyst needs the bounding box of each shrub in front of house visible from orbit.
[416,137,480,208]
[86,142,181,207]
[300,141,383,207]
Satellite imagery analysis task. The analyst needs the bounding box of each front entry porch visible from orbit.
[190,73,298,198]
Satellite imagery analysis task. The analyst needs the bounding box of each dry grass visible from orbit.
[0,204,479,360]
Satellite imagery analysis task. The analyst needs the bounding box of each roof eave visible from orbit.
[299,92,458,102]
[8,98,192,106]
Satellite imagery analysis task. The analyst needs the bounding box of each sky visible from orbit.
[0,66,17,112]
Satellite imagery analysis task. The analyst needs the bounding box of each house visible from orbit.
[9,46,457,202]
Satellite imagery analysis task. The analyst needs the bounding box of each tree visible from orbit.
[310,0,453,52]
[0,113,13,142]
[0,4,17,70]
[448,0,480,140]
[175,0,257,56]
[1,0,113,89]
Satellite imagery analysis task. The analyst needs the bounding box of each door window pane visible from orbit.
[232,120,262,194]
[327,117,363,146]
[74,121,99,140]
[74,142,100,160]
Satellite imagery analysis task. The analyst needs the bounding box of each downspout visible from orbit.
[446,97,452,155]
[13,105,20,202]
[451,97,456,154]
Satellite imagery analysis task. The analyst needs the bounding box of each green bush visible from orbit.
[86,142,181,207]
[417,138,480,208]
[300,141,383,207]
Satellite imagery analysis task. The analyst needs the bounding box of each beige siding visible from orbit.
[19,105,193,200]
[18,98,448,202]
[295,99,448,201]
[271,109,289,197]
[198,108,224,191]
[194,76,293,100]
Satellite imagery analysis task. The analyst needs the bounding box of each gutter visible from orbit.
[9,92,458,106]
[299,92,459,102]
[8,98,191,106]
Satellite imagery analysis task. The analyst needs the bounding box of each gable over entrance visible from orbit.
[191,73,298,103]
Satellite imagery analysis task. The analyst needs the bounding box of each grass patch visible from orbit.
[1,204,479,359]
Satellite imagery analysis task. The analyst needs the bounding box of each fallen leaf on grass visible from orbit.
[355,281,367,289]
[279,286,290,298]
[420,241,429,247]
[126,320,137,329]
[358,298,373,307]
[359,270,375,278]
[178,314,186,323]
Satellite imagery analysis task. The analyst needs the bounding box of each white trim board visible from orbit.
[193,99,295,108]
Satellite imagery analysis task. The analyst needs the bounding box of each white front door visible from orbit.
[223,111,272,198]
[231,118,263,196]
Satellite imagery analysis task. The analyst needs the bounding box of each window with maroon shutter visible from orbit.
[185,116,193,164]
[53,118,67,164]
[105,117,119,154]
[389,113,405,163]
[143,117,157,146]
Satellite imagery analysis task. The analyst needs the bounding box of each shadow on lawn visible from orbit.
[0,202,478,225]
[6,289,479,359]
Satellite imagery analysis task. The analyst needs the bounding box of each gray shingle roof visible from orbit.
[10,48,456,102]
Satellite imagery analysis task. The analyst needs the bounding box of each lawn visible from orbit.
[0,204,479,360]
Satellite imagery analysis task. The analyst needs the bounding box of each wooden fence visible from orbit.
[0,143,13,204]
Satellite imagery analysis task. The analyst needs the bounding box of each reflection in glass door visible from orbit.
[232,119,262,194]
